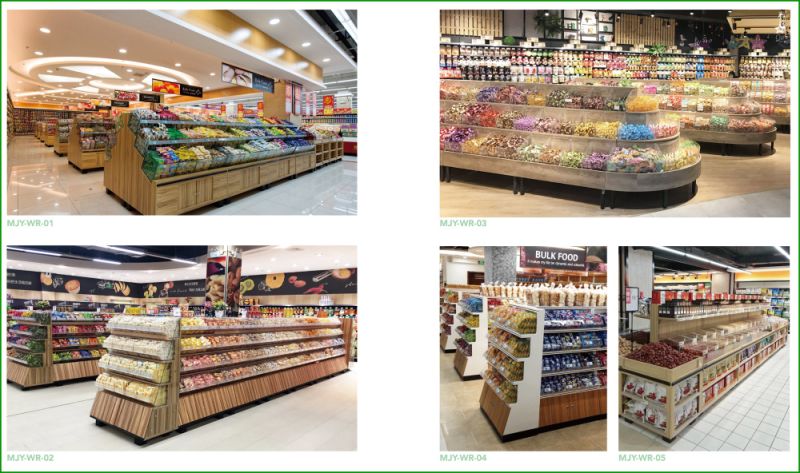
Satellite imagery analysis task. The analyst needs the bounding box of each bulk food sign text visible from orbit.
[519,246,587,270]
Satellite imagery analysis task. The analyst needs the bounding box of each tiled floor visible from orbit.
[6,135,357,215]
[7,364,356,451]
[620,344,790,451]
[440,350,606,451]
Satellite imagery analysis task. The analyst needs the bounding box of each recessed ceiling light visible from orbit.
[209,72,216,76]
[129,78,135,81]
[175,63,181,67]
[269,18,280,25]
[34,51,44,56]
[322,58,331,63]
[39,27,51,34]
[126,68,133,73]
[46,69,53,73]
[118,48,127,54]
[301,42,311,47]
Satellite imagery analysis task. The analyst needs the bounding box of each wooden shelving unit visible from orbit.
[103,114,320,215]
[44,120,56,147]
[480,303,607,441]
[440,288,480,353]
[91,316,353,444]
[314,139,344,167]
[68,119,113,173]
[453,296,488,380]
[6,310,110,389]
[54,119,71,156]
[620,303,788,441]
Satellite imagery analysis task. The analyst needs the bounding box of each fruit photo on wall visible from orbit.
[247,268,356,296]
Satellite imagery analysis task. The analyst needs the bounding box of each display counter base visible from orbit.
[52,359,102,383]
[53,141,68,156]
[453,351,481,380]
[7,361,50,389]
[681,129,777,156]
[441,151,701,209]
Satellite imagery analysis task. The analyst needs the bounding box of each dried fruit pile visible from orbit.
[626,342,699,368]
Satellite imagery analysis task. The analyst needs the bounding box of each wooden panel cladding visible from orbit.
[479,382,511,434]
[441,10,502,38]
[52,359,101,382]
[178,356,349,425]
[453,351,469,378]
[315,141,344,165]
[91,391,176,440]
[7,361,50,388]
[538,389,606,427]
[295,152,316,174]
[440,333,450,351]
[617,14,676,47]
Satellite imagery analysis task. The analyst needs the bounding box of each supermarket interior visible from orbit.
[619,246,790,452]
[6,245,358,450]
[6,9,357,215]
[440,246,607,451]
[439,10,791,217]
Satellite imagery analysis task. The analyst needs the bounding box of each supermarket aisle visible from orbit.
[7,135,357,216]
[7,365,356,451]
[619,345,790,451]
[440,351,606,451]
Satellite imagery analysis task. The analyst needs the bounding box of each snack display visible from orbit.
[488,327,530,358]
[107,315,179,336]
[491,305,537,333]
[179,317,340,331]
[484,367,517,403]
[52,336,106,349]
[542,352,606,373]
[104,335,174,360]
[485,346,524,381]
[541,371,606,395]
[96,372,167,406]
[180,328,344,352]
[544,309,606,329]
[53,349,106,363]
[98,354,170,382]
[544,332,607,352]
[626,342,700,368]
[180,338,345,372]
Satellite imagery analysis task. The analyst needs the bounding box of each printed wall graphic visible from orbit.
[243,268,357,296]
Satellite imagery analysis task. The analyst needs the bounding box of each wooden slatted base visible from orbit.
[7,360,50,388]
[539,389,606,428]
[91,391,176,441]
[52,359,101,382]
[54,140,69,156]
[439,333,453,352]
[178,356,348,425]
[453,351,478,380]
[479,382,511,435]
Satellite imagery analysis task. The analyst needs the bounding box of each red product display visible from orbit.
[626,342,700,368]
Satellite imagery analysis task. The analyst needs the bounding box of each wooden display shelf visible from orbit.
[103,114,320,215]
[7,360,50,388]
[180,343,344,375]
[52,358,102,382]
[68,121,108,172]
[54,140,69,156]
[314,140,344,166]
[92,318,354,444]
[680,128,776,155]
[440,333,454,353]
[44,132,56,147]
[538,388,606,427]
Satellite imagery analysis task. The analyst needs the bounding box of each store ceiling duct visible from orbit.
[728,10,791,34]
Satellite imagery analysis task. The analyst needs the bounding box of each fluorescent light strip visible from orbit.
[774,246,790,260]
[331,9,358,43]
[171,257,198,265]
[440,250,482,259]
[295,9,357,69]
[93,258,121,265]
[97,245,145,256]
[652,246,746,274]
[7,247,62,257]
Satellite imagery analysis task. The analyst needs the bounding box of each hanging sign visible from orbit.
[257,101,264,118]
[221,62,275,93]
[138,92,161,103]
[179,83,203,98]
[6,269,42,291]
[152,79,203,98]
[293,83,302,115]
[334,94,353,114]
[285,83,292,114]
[242,268,357,297]
[220,104,227,115]
[113,90,138,101]
[518,246,587,271]
[322,95,334,115]
[111,100,130,108]
[142,279,205,299]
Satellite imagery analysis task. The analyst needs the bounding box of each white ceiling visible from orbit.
[7,246,357,284]
[7,9,355,107]
[232,10,356,75]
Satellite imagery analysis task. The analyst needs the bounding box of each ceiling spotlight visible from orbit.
[301,42,311,47]
[175,63,181,67]
[322,58,331,63]
[544,12,550,17]
[34,51,44,56]
[126,68,133,73]
[650,14,655,18]
[39,27,51,34]
[118,48,127,54]
[46,69,53,73]
[93,258,121,265]
[129,78,135,81]
[690,12,694,16]
[269,18,280,25]
[209,72,216,76]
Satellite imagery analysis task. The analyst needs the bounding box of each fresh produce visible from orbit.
[626,342,700,368]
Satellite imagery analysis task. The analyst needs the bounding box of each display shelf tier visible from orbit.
[540,384,606,399]
[179,323,341,335]
[443,77,636,91]
[51,319,110,324]
[180,343,344,375]
[53,356,104,364]
[454,313,479,329]
[52,332,107,337]
[440,98,629,116]
[488,339,529,361]
[10,317,49,326]
[442,122,679,145]
[544,346,607,355]
[440,42,735,58]
[108,329,174,341]
[671,110,761,117]
[680,128,776,145]
[104,348,170,362]
[8,329,44,338]
[658,304,769,321]
[133,118,294,128]
[180,332,344,355]
[441,150,701,193]
[544,327,607,333]
[542,366,607,377]
[7,342,41,352]
[101,369,170,387]
[490,320,535,338]
[52,344,104,351]
[484,358,522,385]
[139,135,306,147]
[8,357,34,366]
[621,411,666,435]
[179,353,347,394]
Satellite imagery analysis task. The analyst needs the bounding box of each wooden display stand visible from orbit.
[440,288,480,353]
[92,317,353,444]
[35,122,46,141]
[7,312,109,389]
[44,126,56,147]
[68,120,107,172]
[54,139,69,157]
[480,304,607,441]
[314,139,344,167]
[620,303,788,441]
[104,114,317,215]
